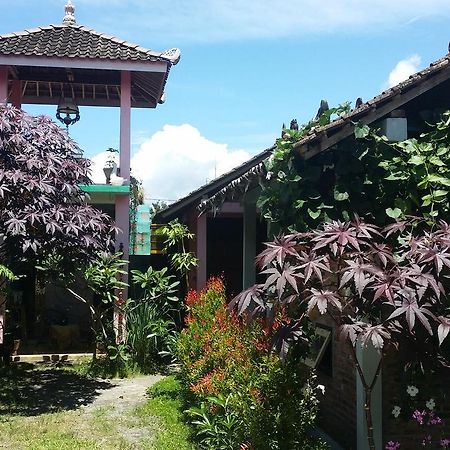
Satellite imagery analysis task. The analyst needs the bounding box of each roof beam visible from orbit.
[0,55,168,73]
[20,95,155,108]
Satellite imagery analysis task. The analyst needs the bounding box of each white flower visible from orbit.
[426,398,435,411]
[407,385,419,397]
[266,171,273,180]
[317,384,325,395]
[392,406,401,418]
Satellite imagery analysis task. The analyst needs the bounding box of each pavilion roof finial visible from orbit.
[63,0,76,25]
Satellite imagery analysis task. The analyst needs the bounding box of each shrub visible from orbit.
[177,278,327,450]
[125,266,182,371]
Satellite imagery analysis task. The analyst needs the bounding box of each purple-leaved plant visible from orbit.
[229,217,450,450]
[0,106,117,271]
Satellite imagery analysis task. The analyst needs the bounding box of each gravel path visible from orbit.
[81,374,164,414]
[80,374,166,447]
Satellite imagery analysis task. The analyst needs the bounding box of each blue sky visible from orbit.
[2,0,450,201]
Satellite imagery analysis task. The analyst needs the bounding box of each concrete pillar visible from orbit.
[116,70,131,261]
[356,342,382,450]
[196,213,207,290]
[119,71,131,181]
[11,80,21,109]
[114,70,131,342]
[0,66,8,104]
[242,201,256,289]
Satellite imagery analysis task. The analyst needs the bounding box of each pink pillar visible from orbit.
[114,71,131,340]
[119,71,131,181]
[11,80,21,108]
[116,70,131,260]
[196,213,207,290]
[0,66,8,104]
[0,64,6,344]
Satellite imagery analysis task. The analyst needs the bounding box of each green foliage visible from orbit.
[259,108,450,232]
[125,266,182,370]
[177,278,326,449]
[0,264,16,283]
[259,103,353,233]
[186,394,243,450]
[124,219,199,372]
[0,263,17,297]
[129,175,145,253]
[84,252,127,304]
[375,111,450,222]
[159,220,195,248]
[126,301,177,370]
[67,252,127,363]
[158,220,198,275]
[131,266,179,304]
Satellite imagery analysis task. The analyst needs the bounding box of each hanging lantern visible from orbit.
[56,97,80,128]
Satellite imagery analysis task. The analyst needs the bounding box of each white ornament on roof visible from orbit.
[161,48,181,65]
[63,0,76,25]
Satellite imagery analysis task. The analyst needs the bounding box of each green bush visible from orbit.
[177,278,327,450]
[125,266,182,371]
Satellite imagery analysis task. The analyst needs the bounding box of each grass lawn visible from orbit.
[136,376,195,450]
[0,364,193,449]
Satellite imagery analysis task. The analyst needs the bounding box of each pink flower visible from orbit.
[385,441,401,450]
[429,412,443,425]
[440,438,450,449]
[412,409,426,425]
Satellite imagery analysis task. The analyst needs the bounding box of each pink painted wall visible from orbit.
[119,71,131,181]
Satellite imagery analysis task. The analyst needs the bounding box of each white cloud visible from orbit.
[386,54,422,88]
[76,0,450,43]
[90,124,250,201]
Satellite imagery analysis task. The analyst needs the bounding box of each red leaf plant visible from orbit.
[229,217,450,450]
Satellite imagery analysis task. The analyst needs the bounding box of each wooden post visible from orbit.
[242,201,256,289]
[196,213,207,290]
[0,66,8,104]
[11,80,21,108]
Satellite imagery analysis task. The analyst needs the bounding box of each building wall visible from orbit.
[317,325,357,449]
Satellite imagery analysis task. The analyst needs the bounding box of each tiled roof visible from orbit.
[292,53,450,159]
[0,24,180,64]
[157,51,450,218]
[155,146,274,221]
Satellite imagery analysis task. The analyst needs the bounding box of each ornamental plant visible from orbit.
[0,106,116,271]
[177,278,326,449]
[386,384,449,449]
[259,109,450,233]
[126,266,182,369]
[229,217,450,450]
[158,219,198,287]
[68,252,127,362]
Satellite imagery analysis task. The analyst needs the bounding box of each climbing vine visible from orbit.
[258,109,450,233]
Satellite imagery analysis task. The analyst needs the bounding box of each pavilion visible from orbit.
[0,1,180,353]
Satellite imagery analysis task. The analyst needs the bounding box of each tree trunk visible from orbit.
[364,387,375,450]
